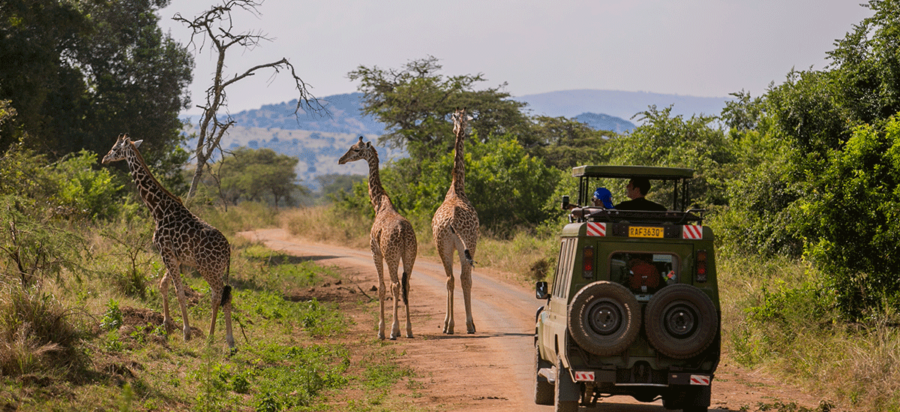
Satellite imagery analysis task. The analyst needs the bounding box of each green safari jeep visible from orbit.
[534,165,720,412]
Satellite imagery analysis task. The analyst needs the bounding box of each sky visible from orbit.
[157,0,875,116]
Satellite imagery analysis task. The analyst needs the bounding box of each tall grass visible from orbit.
[718,251,900,411]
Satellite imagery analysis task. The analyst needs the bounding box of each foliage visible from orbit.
[527,115,612,169]
[791,118,900,319]
[206,147,308,208]
[602,105,736,208]
[349,56,530,159]
[99,299,124,331]
[316,173,366,199]
[53,150,124,220]
[0,0,192,169]
[352,134,560,233]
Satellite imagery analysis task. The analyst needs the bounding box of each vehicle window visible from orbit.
[609,252,679,294]
[553,238,576,299]
[551,240,567,297]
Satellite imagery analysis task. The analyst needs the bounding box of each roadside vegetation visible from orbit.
[3,0,900,411]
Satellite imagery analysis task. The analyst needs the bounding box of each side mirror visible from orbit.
[535,281,550,299]
[561,195,570,210]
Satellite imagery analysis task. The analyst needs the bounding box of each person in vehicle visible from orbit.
[614,177,667,211]
[591,187,614,208]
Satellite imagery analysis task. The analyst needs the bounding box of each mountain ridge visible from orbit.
[183,89,730,190]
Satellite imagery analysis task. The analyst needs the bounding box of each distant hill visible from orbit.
[228,93,385,135]
[184,90,729,190]
[573,113,635,133]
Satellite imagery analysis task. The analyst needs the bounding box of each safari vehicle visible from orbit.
[534,165,720,412]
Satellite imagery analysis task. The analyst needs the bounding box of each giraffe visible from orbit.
[102,134,236,350]
[432,108,479,334]
[339,136,418,340]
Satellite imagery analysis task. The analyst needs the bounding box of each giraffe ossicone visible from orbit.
[339,136,417,340]
[102,134,236,351]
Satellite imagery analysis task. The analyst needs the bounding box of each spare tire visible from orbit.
[645,284,718,359]
[567,281,641,356]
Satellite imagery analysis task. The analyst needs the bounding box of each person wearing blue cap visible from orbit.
[591,187,615,209]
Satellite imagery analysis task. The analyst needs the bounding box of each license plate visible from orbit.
[629,226,663,238]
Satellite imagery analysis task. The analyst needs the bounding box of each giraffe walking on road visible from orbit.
[102,134,236,350]
[432,109,479,334]
[339,136,418,340]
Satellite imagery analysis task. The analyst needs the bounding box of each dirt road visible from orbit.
[240,228,832,412]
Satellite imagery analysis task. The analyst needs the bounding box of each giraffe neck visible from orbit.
[123,143,185,222]
[365,150,394,213]
[448,124,466,197]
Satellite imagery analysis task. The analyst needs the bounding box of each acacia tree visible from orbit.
[174,0,323,199]
[211,147,305,208]
[348,56,530,160]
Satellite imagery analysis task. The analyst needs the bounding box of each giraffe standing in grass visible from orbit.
[432,108,479,334]
[102,134,235,350]
[339,136,418,340]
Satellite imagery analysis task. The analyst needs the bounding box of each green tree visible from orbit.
[315,173,365,199]
[363,134,559,233]
[793,117,900,319]
[212,147,306,208]
[602,106,735,208]
[0,0,192,172]
[348,56,530,160]
[527,116,612,170]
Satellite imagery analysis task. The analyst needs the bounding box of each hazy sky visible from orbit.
[157,1,874,115]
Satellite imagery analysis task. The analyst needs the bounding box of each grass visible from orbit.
[6,199,900,411]
[285,204,900,411]
[717,251,900,412]
[0,203,430,411]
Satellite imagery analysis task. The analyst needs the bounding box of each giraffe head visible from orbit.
[338,136,374,165]
[102,134,143,164]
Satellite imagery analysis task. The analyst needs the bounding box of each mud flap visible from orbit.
[555,364,581,402]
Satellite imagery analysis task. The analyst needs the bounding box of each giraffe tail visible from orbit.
[221,256,232,306]
[449,225,474,267]
[400,271,409,305]
[222,285,232,306]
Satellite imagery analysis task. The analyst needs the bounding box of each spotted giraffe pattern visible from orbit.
[339,136,418,340]
[102,134,235,350]
[432,108,480,334]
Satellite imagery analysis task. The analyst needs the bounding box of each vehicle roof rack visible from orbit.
[572,165,694,180]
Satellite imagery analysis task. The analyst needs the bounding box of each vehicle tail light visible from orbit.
[583,246,594,279]
[696,250,707,282]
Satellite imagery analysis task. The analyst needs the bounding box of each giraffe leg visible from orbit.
[159,270,173,337]
[386,254,402,340]
[461,263,476,334]
[168,265,192,341]
[160,253,191,341]
[372,245,386,340]
[438,239,456,334]
[208,289,220,345]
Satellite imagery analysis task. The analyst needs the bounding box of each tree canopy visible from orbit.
[0,0,192,169]
[348,56,530,160]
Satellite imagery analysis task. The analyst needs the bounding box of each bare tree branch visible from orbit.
[174,0,326,199]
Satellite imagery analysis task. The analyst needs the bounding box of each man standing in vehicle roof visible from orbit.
[614,177,667,211]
